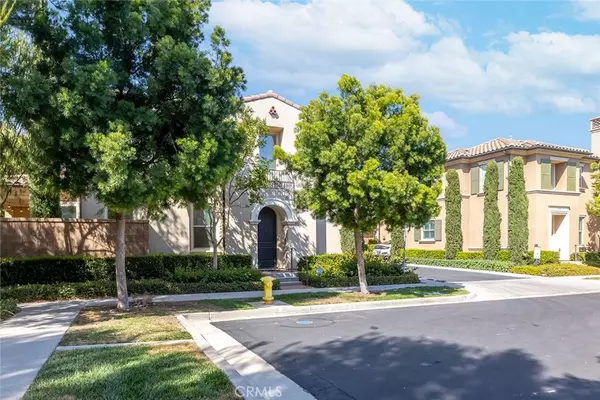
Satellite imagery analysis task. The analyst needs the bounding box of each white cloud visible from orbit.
[211,0,600,115]
[425,111,468,138]
[573,0,600,20]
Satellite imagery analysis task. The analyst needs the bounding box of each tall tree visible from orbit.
[4,1,246,309]
[204,109,270,268]
[508,156,529,264]
[444,169,462,259]
[277,75,446,293]
[483,161,501,259]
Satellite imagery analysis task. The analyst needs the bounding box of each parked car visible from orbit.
[372,243,391,258]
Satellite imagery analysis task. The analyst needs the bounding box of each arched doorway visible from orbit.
[258,207,277,269]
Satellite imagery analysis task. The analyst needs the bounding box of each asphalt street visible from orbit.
[215,293,600,400]
[413,265,527,282]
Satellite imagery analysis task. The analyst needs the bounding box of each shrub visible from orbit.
[367,238,378,245]
[445,169,463,259]
[511,264,600,277]
[405,258,514,272]
[298,254,409,277]
[340,228,355,254]
[0,278,280,302]
[0,298,20,320]
[483,161,501,260]
[390,227,405,257]
[168,268,263,284]
[455,251,483,260]
[577,251,600,266]
[0,254,252,286]
[297,272,420,288]
[405,249,446,259]
[508,157,529,264]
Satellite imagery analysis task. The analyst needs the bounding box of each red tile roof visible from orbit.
[447,138,593,161]
[243,90,301,110]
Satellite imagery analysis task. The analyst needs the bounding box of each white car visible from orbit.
[372,243,391,258]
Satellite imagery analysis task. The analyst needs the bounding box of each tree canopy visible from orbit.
[278,74,446,292]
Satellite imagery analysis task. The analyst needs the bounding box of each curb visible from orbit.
[185,292,477,322]
[55,339,195,351]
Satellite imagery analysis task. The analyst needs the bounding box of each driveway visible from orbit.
[214,293,600,400]
[413,265,527,282]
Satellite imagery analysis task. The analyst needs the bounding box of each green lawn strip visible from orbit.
[60,300,254,346]
[23,343,237,400]
[585,277,600,280]
[276,286,468,306]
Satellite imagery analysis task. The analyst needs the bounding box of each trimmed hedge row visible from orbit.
[511,264,600,277]
[405,258,514,272]
[396,249,559,265]
[571,252,600,266]
[298,254,408,277]
[0,278,280,302]
[0,254,252,286]
[297,272,420,288]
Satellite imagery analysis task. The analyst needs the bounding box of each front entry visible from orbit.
[549,208,569,261]
[258,207,277,269]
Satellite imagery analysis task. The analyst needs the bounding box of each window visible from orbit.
[192,206,211,249]
[579,216,585,246]
[60,201,78,218]
[479,165,486,193]
[259,134,276,168]
[422,220,435,240]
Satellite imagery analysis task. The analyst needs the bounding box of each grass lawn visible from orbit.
[23,343,237,400]
[585,277,600,280]
[276,286,468,306]
[61,300,254,346]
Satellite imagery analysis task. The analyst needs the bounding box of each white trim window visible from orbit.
[60,201,79,219]
[422,220,435,240]
[192,206,211,249]
[579,216,585,246]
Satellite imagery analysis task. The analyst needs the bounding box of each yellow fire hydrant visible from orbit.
[260,276,276,304]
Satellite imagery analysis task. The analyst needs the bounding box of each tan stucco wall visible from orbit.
[407,150,598,259]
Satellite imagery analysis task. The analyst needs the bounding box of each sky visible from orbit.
[208,0,600,152]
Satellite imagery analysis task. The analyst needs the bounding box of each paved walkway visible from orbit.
[0,301,83,400]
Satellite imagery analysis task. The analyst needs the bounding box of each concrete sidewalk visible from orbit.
[0,301,83,400]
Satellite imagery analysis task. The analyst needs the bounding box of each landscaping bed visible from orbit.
[405,258,514,272]
[0,298,19,320]
[61,300,253,346]
[276,286,468,306]
[511,263,600,277]
[23,343,237,400]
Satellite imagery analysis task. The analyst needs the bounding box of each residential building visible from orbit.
[1,91,342,269]
[405,116,600,260]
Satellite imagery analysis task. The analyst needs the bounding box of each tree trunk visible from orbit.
[115,213,129,310]
[212,223,219,269]
[354,229,369,294]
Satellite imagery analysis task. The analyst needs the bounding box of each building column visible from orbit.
[248,219,260,269]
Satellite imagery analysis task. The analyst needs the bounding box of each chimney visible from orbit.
[591,116,600,156]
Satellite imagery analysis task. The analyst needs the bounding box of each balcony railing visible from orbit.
[263,169,295,201]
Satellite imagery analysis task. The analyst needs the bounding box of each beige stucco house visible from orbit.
[70,91,342,269]
[404,116,600,261]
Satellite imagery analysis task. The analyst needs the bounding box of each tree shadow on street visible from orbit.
[262,332,600,400]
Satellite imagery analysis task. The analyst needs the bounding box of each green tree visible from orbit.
[277,75,446,293]
[4,1,246,309]
[340,227,356,254]
[390,226,405,257]
[588,162,600,218]
[483,161,501,259]
[205,109,270,268]
[444,169,462,259]
[508,157,529,263]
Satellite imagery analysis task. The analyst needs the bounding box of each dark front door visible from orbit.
[258,207,277,269]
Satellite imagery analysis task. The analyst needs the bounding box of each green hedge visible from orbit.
[400,249,559,264]
[572,252,600,266]
[0,298,19,320]
[405,258,514,272]
[297,272,420,288]
[455,251,483,260]
[0,254,252,286]
[298,254,408,277]
[0,278,280,302]
[511,264,600,277]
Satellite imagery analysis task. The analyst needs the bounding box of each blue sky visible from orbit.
[209,0,600,151]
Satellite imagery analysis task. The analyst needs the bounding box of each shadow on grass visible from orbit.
[258,333,600,400]
[23,343,238,400]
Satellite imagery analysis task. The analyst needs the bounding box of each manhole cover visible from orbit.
[280,317,335,328]
[296,320,313,325]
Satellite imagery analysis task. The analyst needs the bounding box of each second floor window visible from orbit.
[259,134,276,168]
[422,220,435,240]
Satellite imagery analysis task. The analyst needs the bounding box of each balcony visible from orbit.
[263,169,295,202]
